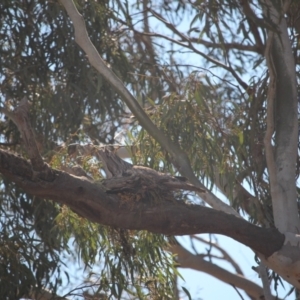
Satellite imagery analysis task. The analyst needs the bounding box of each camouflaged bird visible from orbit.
[97,149,206,197]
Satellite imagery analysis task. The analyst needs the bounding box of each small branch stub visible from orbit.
[1,97,45,172]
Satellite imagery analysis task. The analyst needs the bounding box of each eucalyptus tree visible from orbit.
[0,0,299,299]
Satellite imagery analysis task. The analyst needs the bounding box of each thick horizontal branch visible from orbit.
[0,149,284,257]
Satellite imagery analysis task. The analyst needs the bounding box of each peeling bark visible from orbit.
[263,0,300,233]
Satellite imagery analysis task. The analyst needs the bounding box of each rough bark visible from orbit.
[0,149,284,258]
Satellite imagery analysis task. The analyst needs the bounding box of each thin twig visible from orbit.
[191,235,244,275]
[147,8,250,92]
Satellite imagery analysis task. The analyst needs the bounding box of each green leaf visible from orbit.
[182,286,192,300]
[238,131,244,145]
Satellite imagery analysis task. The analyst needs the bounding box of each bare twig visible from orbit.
[191,235,244,275]
[188,37,263,54]
[231,285,245,300]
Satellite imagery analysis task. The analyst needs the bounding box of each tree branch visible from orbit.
[0,148,284,257]
[188,37,264,54]
[263,0,300,232]
[257,263,274,300]
[169,241,277,300]
[191,235,244,275]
